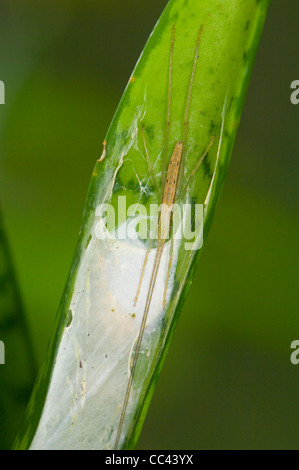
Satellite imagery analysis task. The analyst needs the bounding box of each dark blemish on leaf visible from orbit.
[66,309,73,328]
[145,124,155,141]
[170,11,179,24]
[127,179,141,192]
[202,155,213,180]
[228,96,234,112]
[209,120,216,134]
[140,188,154,205]
[190,196,197,207]
[245,20,250,31]
[85,234,92,249]
[243,50,249,64]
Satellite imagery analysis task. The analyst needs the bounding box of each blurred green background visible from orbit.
[0,0,298,450]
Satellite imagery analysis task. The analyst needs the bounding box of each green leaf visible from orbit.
[0,209,36,449]
[14,0,270,450]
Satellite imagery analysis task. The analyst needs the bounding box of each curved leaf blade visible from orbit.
[14,0,270,450]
